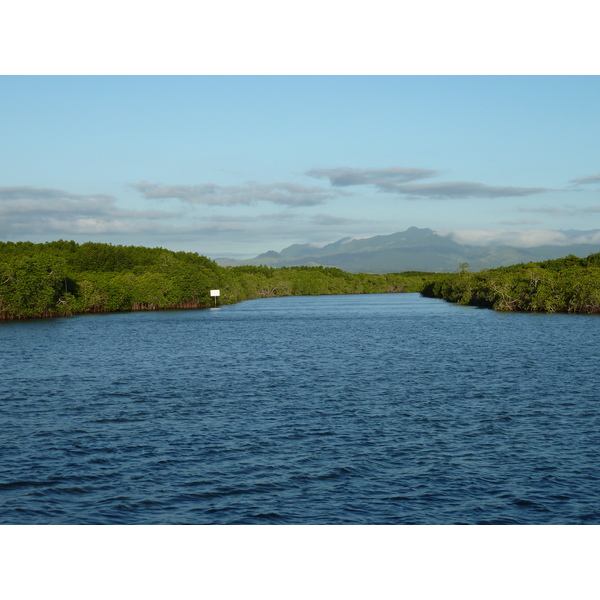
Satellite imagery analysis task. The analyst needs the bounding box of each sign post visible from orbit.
[210,289,220,307]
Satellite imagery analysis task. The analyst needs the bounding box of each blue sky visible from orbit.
[2,75,599,258]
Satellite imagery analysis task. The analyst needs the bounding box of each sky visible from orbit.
[1,75,600,259]
[1,1,599,261]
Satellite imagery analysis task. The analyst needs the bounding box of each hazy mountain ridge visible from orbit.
[215,227,600,273]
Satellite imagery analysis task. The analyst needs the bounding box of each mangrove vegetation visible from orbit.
[0,240,442,320]
[3,240,599,319]
[421,253,600,313]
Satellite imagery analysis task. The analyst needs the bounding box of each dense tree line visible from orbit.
[0,240,442,320]
[420,253,600,313]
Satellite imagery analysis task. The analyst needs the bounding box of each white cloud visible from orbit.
[498,218,542,226]
[309,213,363,226]
[0,185,178,238]
[390,181,550,199]
[306,166,436,187]
[133,181,337,207]
[518,206,573,215]
[518,205,600,217]
[441,228,600,248]
[569,173,600,185]
[306,167,551,199]
[0,184,371,256]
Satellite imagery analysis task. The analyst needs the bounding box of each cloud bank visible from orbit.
[306,166,550,199]
[133,181,336,207]
[0,185,369,255]
[306,166,437,187]
[0,186,175,237]
[569,173,600,185]
[381,181,549,199]
[2,166,595,257]
[442,228,600,248]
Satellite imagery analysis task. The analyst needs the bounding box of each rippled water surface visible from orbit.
[2,293,599,524]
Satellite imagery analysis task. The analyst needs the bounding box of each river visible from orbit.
[1,293,599,524]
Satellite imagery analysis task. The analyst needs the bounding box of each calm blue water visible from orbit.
[1,293,599,524]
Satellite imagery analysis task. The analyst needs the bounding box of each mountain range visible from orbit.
[214,227,600,273]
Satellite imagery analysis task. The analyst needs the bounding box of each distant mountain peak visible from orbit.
[214,227,600,273]
[330,236,354,245]
[256,250,281,259]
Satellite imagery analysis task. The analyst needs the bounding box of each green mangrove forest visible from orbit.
[421,253,600,313]
[0,240,441,320]
[2,240,600,319]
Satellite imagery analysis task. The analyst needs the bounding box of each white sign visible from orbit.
[210,289,220,297]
